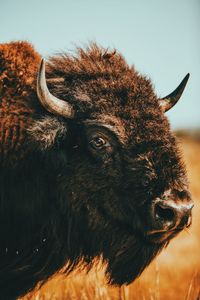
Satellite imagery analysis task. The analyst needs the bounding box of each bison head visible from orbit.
[0,43,193,297]
[32,45,193,285]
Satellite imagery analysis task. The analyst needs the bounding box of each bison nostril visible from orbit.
[152,199,193,231]
[154,203,175,225]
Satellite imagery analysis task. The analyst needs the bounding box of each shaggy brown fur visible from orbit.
[0,41,191,299]
[0,41,41,164]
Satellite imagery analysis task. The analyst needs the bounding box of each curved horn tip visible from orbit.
[182,73,190,86]
[39,58,45,76]
[185,73,190,80]
[160,73,190,113]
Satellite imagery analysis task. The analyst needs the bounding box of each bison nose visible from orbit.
[152,199,193,230]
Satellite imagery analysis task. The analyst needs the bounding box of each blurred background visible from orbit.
[0,0,199,299]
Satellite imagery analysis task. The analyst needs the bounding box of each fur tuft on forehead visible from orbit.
[45,43,158,118]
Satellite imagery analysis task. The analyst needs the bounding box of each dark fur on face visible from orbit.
[0,42,190,298]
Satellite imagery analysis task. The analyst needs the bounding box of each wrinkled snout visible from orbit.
[149,191,193,235]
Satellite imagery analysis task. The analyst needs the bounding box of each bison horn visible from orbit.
[159,73,190,112]
[37,59,75,118]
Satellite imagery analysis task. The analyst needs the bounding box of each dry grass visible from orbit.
[22,136,200,300]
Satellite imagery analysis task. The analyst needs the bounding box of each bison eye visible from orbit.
[89,137,106,150]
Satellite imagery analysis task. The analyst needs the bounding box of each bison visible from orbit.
[0,41,193,299]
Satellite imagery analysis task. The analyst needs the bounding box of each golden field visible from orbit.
[22,135,200,300]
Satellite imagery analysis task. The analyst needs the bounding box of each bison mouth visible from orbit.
[145,228,181,243]
[145,220,191,244]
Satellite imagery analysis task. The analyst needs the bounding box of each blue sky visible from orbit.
[0,0,199,128]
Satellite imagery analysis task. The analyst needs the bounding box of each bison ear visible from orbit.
[28,116,68,151]
[159,73,190,112]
